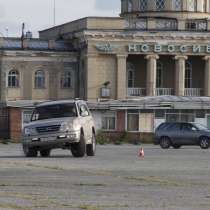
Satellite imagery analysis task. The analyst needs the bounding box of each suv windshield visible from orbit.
[31,103,77,121]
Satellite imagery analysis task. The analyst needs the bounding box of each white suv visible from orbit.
[22,100,96,157]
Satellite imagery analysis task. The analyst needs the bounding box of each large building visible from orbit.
[2,0,210,142]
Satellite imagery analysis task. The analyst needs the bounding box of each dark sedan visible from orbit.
[154,122,210,149]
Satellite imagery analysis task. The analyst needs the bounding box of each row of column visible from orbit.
[116,54,210,99]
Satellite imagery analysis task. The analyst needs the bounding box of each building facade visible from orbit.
[2,0,210,142]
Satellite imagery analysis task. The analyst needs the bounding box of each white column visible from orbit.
[174,55,188,96]
[145,54,159,96]
[204,56,210,96]
[116,54,128,100]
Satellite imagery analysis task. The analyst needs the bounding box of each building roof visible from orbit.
[89,96,210,110]
[3,96,210,110]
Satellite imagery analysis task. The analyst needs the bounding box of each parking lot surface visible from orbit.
[0,144,210,210]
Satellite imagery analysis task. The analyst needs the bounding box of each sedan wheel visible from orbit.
[160,137,171,149]
[200,137,210,149]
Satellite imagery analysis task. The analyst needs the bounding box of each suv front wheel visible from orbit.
[40,149,51,157]
[71,133,86,157]
[86,132,96,156]
[160,137,171,149]
[23,145,38,157]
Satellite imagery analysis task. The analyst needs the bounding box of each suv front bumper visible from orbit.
[22,131,80,148]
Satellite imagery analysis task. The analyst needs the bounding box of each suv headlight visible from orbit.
[60,122,73,132]
[24,127,37,136]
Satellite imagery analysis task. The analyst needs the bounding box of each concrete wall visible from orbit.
[86,54,117,101]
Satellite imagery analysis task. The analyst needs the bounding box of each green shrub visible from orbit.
[115,131,129,145]
[95,130,109,145]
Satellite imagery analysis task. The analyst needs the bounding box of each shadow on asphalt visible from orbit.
[0,155,76,159]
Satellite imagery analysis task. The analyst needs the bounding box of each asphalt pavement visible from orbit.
[0,143,210,210]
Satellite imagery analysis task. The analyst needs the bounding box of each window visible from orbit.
[128,0,133,12]
[188,0,196,11]
[156,62,163,88]
[127,63,135,88]
[61,71,72,88]
[186,20,207,31]
[35,70,45,89]
[156,19,177,30]
[22,110,33,124]
[8,70,19,88]
[125,17,147,29]
[127,110,139,132]
[139,0,147,11]
[156,0,165,11]
[172,0,182,10]
[102,112,116,130]
[155,110,165,118]
[185,61,192,88]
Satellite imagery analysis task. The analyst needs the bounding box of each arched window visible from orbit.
[8,70,19,88]
[128,0,133,12]
[127,63,135,88]
[35,70,45,89]
[156,62,163,88]
[172,0,182,11]
[61,71,72,88]
[139,0,147,11]
[189,0,197,11]
[185,61,192,88]
[156,0,165,11]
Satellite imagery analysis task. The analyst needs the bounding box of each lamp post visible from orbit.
[0,31,5,49]
[53,0,56,26]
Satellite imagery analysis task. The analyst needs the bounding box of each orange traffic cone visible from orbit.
[138,147,144,159]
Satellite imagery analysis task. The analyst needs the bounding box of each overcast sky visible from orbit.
[0,0,120,38]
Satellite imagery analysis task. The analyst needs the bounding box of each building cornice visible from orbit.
[81,30,210,42]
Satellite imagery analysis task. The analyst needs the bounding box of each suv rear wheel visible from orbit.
[199,137,210,149]
[40,149,51,157]
[71,133,86,157]
[86,132,96,156]
[160,137,171,149]
[23,145,38,157]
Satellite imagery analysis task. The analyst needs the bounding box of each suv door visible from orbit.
[180,123,199,145]
[167,123,182,144]
[78,103,93,142]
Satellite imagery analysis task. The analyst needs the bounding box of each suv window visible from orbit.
[157,123,171,131]
[181,123,197,132]
[79,104,89,117]
[168,123,181,131]
[157,123,181,131]
[32,103,77,121]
